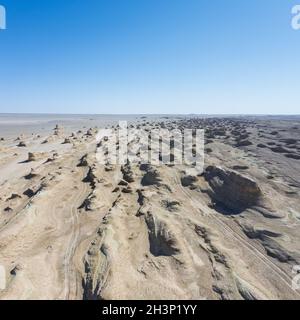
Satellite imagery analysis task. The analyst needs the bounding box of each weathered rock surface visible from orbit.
[204,165,262,213]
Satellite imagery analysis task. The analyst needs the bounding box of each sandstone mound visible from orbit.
[236,140,253,147]
[285,153,300,160]
[6,193,22,201]
[53,124,63,136]
[122,185,133,193]
[181,175,197,187]
[121,164,134,183]
[161,200,181,212]
[77,154,88,167]
[45,152,58,163]
[145,212,180,257]
[79,193,97,211]
[62,138,71,144]
[141,169,162,186]
[241,224,298,263]
[17,141,27,147]
[83,166,97,188]
[257,143,267,148]
[28,152,36,161]
[42,136,55,144]
[86,128,94,136]
[270,146,290,154]
[28,152,46,162]
[23,185,43,198]
[204,166,262,213]
[24,168,39,180]
[15,135,25,141]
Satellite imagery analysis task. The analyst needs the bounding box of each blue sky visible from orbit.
[0,0,299,114]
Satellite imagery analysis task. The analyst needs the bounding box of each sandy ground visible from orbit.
[0,115,300,300]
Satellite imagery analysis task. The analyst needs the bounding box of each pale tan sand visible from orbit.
[0,116,300,300]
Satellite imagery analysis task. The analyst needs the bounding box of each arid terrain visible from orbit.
[0,115,300,300]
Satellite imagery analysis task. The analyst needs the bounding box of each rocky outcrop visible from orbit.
[141,168,162,186]
[181,175,197,187]
[86,128,94,136]
[241,224,298,264]
[23,184,44,198]
[24,168,39,180]
[17,141,27,147]
[236,140,253,147]
[161,200,181,212]
[62,138,71,144]
[77,154,88,167]
[83,166,97,188]
[204,166,262,213]
[53,125,63,136]
[285,153,300,160]
[145,212,180,257]
[27,152,44,162]
[79,193,96,211]
[83,229,110,300]
[121,164,134,183]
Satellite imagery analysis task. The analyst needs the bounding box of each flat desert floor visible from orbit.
[0,115,300,300]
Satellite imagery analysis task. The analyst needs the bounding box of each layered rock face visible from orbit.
[204,166,262,213]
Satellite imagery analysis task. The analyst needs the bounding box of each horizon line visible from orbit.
[0,112,300,116]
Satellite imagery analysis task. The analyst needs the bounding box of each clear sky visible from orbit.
[0,0,299,114]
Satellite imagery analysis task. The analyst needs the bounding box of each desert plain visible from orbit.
[0,114,299,300]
